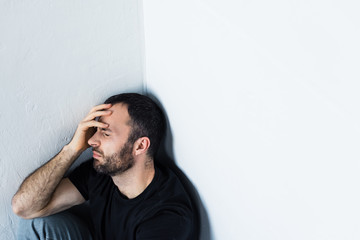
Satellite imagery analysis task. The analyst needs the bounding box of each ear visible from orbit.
[133,137,151,156]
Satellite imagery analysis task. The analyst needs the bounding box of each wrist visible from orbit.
[63,144,84,156]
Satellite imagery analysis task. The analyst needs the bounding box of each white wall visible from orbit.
[143,1,360,239]
[0,0,144,238]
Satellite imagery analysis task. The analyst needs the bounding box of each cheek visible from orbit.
[105,141,125,154]
[102,134,129,152]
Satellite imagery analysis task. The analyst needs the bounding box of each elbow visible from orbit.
[11,196,29,219]
[12,195,45,219]
[11,196,22,216]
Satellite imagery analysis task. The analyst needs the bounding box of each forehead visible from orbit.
[99,103,131,129]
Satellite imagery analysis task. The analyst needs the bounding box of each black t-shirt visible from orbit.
[68,159,194,240]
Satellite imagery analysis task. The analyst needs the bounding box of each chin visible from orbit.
[93,159,102,168]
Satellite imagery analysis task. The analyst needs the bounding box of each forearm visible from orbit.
[12,145,82,217]
[12,103,111,218]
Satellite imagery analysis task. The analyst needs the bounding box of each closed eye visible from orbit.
[98,127,111,137]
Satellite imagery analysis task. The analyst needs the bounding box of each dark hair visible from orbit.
[104,93,165,158]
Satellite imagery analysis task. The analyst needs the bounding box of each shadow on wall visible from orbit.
[147,93,213,240]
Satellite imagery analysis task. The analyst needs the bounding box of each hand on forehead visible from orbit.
[97,103,130,128]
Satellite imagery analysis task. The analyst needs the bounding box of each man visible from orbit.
[12,93,194,239]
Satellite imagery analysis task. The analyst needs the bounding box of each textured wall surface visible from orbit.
[143,1,360,239]
[0,0,144,238]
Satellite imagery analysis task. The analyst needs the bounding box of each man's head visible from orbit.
[104,93,165,157]
[88,93,165,176]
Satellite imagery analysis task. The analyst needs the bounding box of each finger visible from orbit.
[89,103,112,114]
[82,120,109,129]
[83,110,112,122]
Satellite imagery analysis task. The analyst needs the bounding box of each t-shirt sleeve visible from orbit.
[135,211,193,240]
[68,159,93,200]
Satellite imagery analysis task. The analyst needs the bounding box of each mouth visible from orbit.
[92,150,102,159]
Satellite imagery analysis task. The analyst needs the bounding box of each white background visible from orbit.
[0,0,144,238]
[143,0,360,239]
[2,0,360,239]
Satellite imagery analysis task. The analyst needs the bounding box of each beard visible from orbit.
[93,141,135,177]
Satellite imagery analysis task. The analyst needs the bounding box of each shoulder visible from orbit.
[154,164,193,208]
[136,164,195,239]
[139,163,195,217]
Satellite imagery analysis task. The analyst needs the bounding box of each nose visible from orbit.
[88,130,100,148]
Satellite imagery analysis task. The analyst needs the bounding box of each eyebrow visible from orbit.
[96,117,112,132]
[100,127,112,132]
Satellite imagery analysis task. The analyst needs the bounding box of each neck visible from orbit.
[111,157,155,199]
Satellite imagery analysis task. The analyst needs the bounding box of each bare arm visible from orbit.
[17,178,86,219]
[12,103,112,219]
[12,146,82,218]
